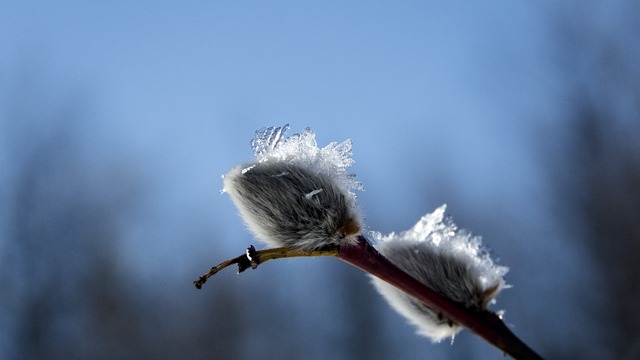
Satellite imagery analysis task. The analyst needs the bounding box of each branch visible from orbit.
[340,236,542,360]
[194,237,542,359]
[193,245,340,289]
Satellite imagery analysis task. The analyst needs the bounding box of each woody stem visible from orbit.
[337,236,542,360]
[194,237,542,359]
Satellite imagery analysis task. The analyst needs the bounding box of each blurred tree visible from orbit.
[0,69,310,360]
[0,80,146,359]
[331,263,391,360]
[548,1,640,358]
[556,100,640,359]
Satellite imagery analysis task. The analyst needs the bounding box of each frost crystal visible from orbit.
[305,189,324,200]
[222,125,363,250]
[250,124,290,160]
[370,205,508,342]
[249,124,363,197]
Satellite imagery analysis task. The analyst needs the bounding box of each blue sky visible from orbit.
[1,1,615,358]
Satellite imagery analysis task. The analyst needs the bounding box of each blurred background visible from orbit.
[1,1,639,359]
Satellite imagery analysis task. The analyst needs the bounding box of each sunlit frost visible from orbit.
[251,124,290,160]
[377,204,508,282]
[249,124,363,196]
[369,205,509,342]
[305,189,324,200]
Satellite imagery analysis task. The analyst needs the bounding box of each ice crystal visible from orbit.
[249,124,363,197]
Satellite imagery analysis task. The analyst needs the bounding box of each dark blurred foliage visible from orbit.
[545,1,640,358]
[0,77,153,359]
[0,77,227,359]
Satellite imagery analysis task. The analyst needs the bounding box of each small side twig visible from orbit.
[193,245,340,289]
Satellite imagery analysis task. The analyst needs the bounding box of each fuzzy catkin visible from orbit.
[378,243,498,309]
[372,244,495,341]
[370,207,507,342]
[223,161,361,250]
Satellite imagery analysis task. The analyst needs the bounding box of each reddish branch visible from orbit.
[194,236,542,359]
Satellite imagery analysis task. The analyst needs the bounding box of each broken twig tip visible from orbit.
[193,276,207,289]
[246,245,259,269]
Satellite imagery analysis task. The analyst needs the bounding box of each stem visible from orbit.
[194,237,543,359]
[193,245,340,289]
[338,236,542,360]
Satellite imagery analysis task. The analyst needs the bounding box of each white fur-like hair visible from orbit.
[223,162,361,250]
[370,207,507,342]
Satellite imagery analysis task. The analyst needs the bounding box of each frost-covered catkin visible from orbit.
[222,125,362,250]
[370,205,508,342]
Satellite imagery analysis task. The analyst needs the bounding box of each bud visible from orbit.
[370,205,508,342]
[199,126,540,360]
[222,125,362,250]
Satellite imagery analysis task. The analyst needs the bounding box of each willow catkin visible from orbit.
[223,161,361,250]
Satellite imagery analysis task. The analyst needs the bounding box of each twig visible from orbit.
[194,237,542,359]
[339,236,543,360]
[193,245,340,289]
